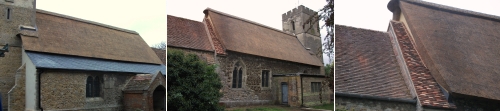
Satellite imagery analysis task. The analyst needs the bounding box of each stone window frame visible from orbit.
[86,75,103,98]
[260,69,271,90]
[5,7,12,21]
[230,59,247,90]
[311,82,322,93]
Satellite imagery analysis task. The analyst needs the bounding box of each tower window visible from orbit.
[7,8,11,20]
[291,21,295,31]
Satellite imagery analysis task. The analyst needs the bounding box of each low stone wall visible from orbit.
[335,96,416,111]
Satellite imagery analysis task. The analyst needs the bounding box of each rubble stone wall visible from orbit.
[39,70,134,110]
[217,51,320,107]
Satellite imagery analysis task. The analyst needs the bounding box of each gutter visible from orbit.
[335,92,417,104]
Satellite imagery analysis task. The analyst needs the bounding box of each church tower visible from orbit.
[282,5,323,62]
[0,0,36,110]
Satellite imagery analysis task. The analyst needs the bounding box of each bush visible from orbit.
[167,49,224,111]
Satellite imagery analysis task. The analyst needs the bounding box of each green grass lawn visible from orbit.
[226,105,301,111]
[311,103,334,110]
[230,107,285,111]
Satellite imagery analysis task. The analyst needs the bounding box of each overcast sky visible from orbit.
[335,0,500,32]
[37,0,167,47]
[167,0,331,65]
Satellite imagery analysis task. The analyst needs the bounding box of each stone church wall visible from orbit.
[7,63,26,111]
[301,76,332,107]
[0,2,35,109]
[272,76,301,107]
[0,47,21,110]
[39,70,134,110]
[217,51,320,107]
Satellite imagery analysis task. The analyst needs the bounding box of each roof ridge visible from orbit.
[167,14,203,24]
[203,8,297,37]
[335,24,388,34]
[402,0,500,22]
[36,9,139,34]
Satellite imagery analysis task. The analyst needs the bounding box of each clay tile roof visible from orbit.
[390,21,455,109]
[397,0,500,101]
[335,25,412,99]
[151,48,166,64]
[167,15,214,52]
[204,8,323,66]
[21,9,162,64]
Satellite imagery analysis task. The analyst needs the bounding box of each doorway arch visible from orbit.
[153,85,166,111]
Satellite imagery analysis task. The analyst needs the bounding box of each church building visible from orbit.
[167,5,332,107]
[0,0,166,110]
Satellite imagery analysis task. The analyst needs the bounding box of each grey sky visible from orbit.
[37,0,167,46]
[167,0,331,65]
[335,0,500,32]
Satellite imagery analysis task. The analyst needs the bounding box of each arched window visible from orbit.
[232,62,244,88]
[86,76,101,97]
[86,76,92,97]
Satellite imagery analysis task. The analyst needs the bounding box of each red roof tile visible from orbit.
[390,21,455,109]
[335,25,413,99]
[167,15,213,52]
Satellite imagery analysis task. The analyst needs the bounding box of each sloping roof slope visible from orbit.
[152,48,166,64]
[335,25,412,99]
[27,51,165,74]
[204,8,322,66]
[390,21,454,109]
[21,10,162,64]
[398,0,500,100]
[167,15,213,52]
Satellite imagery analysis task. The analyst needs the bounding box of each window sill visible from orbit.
[230,88,245,90]
[86,97,103,102]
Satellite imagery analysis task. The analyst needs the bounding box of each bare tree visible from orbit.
[152,41,166,50]
[321,0,334,61]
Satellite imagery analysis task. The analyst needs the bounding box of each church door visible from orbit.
[281,82,288,104]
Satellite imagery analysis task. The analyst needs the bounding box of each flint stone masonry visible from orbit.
[272,76,301,107]
[0,4,35,47]
[272,76,332,107]
[281,5,320,37]
[281,5,322,62]
[301,76,332,107]
[40,70,134,110]
[0,2,34,109]
[217,51,320,107]
[0,47,21,109]
[7,63,25,111]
